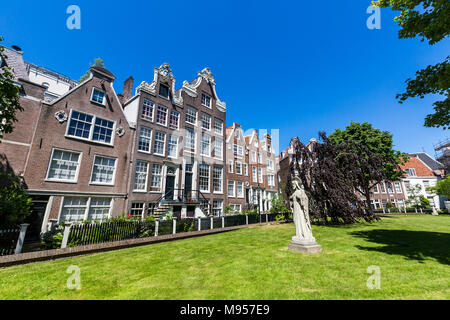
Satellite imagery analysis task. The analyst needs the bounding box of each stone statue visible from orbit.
[288,178,322,254]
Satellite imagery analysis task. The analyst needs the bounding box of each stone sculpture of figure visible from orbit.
[288,178,322,253]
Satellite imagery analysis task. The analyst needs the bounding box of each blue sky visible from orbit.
[1,0,449,156]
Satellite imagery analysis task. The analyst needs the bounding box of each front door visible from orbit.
[25,198,49,242]
[165,175,175,201]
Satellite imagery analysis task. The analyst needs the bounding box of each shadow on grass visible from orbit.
[351,229,450,265]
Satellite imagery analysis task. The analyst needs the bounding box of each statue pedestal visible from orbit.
[288,237,322,254]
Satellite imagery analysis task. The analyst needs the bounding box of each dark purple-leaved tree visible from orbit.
[287,132,403,224]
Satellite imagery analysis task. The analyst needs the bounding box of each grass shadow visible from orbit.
[351,229,450,265]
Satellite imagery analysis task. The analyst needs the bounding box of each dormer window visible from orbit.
[159,84,170,99]
[201,93,211,108]
[91,88,106,105]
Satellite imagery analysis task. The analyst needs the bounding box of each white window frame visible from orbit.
[58,196,113,223]
[133,160,149,192]
[90,87,106,105]
[186,106,197,126]
[236,161,242,175]
[150,163,163,193]
[244,164,249,176]
[66,109,116,146]
[236,181,244,198]
[228,180,236,198]
[252,166,257,183]
[228,160,234,173]
[214,118,223,135]
[141,99,154,122]
[155,105,168,127]
[200,133,211,157]
[258,168,263,184]
[169,110,180,130]
[201,93,212,108]
[45,148,82,183]
[89,155,118,186]
[214,138,223,160]
[213,165,223,194]
[185,127,196,153]
[153,131,166,156]
[167,135,178,159]
[137,126,153,154]
[199,163,211,193]
[201,113,211,131]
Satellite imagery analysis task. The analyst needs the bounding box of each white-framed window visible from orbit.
[258,168,263,184]
[59,197,112,223]
[380,182,386,193]
[213,165,223,193]
[237,181,244,198]
[89,198,112,221]
[46,149,82,183]
[267,159,274,170]
[156,105,168,126]
[130,202,145,217]
[233,145,244,156]
[214,118,223,135]
[90,155,117,185]
[153,131,166,156]
[228,160,234,173]
[213,200,223,216]
[387,182,394,194]
[150,163,163,192]
[251,151,257,163]
[201,93,211,108]
[138,126,152,153]
[252,167,257,183]
[244,164,248,176]
[168,135,178,158]
[59,197,88,223]
[186,106,197,125]
[159,84,170,99]
[67,110,115,145]
[229,204,241,214]
[201,113,211,130]
[258,153,262,164]
[185,128,196,152]
[373,184,379,193]
[169,110,180,130]
[228,180,235,197]
[199,164,210,192]
[141,99,154,122]
[134,160,149,191]
[406,168,417,177]
[236,162,242,175]
[268,174,275,187]
[201,133,211,156]
[214,138,223,159]
[91,88,106,105]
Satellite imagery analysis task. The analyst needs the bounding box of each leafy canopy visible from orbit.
[0,36,24,141]
[428,176,450,198]
[371,0,450,129]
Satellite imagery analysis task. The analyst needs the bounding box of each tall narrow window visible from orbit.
[153,131,166,156]
[201,113,211,130]
[185,128,196,152]
[213,166,223,193]
[169,110,180,129]
[258,168,263,184]
[156,105,168,126]
[213,200,223,216]
[214,118,223,135]
[228,160,234,173]
[186,106,197,125]
[237,181,244,198]
[251,151,257,163]
[150,164,163,192]
[159,84,170,99]
[201,133,211,156]
[142,99,154,121]
[91,156,117,185]
[134,160,149,191]
[47,149,81,182]
[228,180,235,197]
[252,167,257,183]
[244,164,248,176]
[199,164,210,192]
[168,135,178,158]
[201,93,211,108]
[236,162,242,175]
[138,126,152,153]
[214,138,223,159]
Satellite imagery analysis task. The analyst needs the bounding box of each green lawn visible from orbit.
[0,215,449,300]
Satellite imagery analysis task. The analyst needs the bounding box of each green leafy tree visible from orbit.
[270,194,291,214]
[427,176,450,199]
[406,184,424,208]
[420,196,431,208]
[0,172,32,226]
[79,58,105,83]
[372,1,449,129]
[0,36,24,141]
[328,122,408,212]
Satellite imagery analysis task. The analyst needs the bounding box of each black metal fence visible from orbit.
[64,213,281,248]
[0,225,21,256]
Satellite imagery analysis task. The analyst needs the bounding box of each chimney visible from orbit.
[122,76,134,101]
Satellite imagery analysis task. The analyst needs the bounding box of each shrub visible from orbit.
[41,224,66,249]
[0,172,32,226]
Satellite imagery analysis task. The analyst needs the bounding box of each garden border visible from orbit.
[0,221,283,268]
